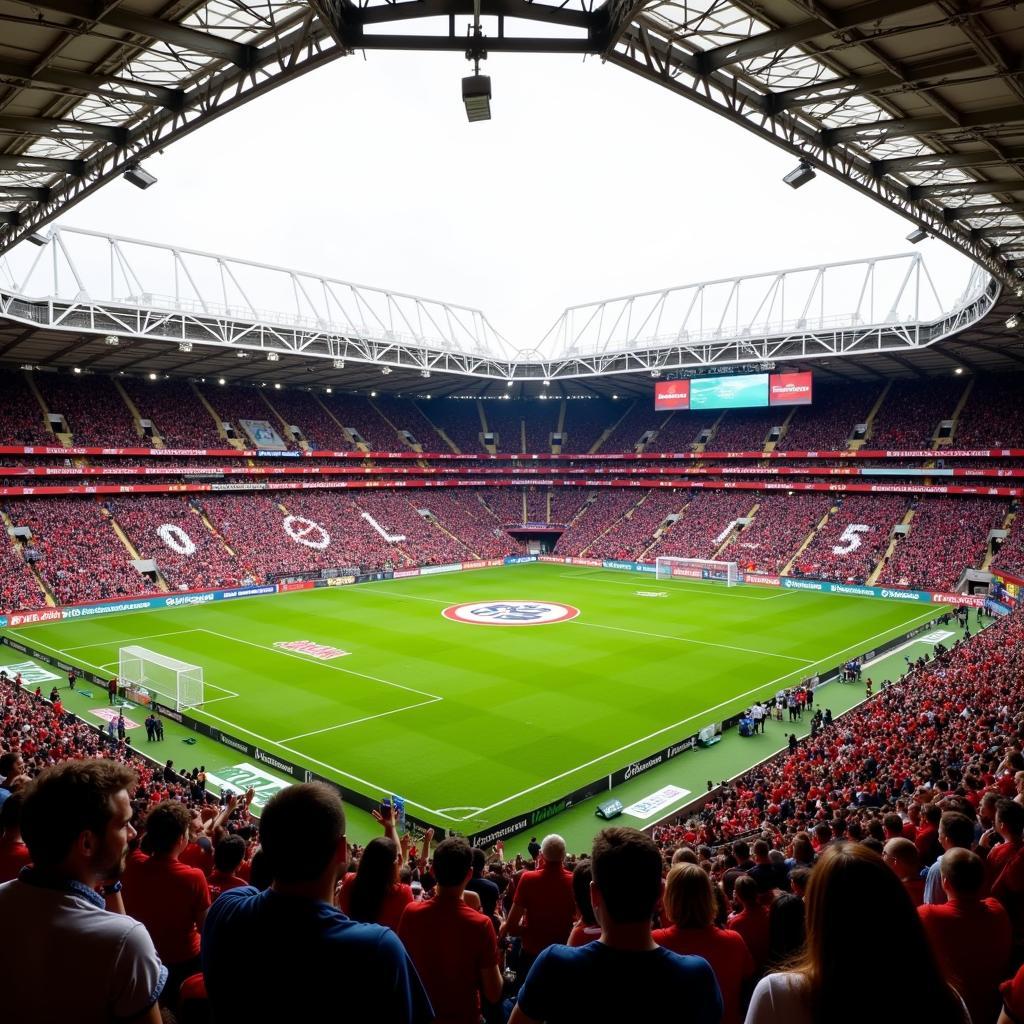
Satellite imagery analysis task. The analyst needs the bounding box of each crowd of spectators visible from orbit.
[415,491,520,559]
[559,399,615,453]
[878,496,1005,590]
[0,373,51,445]
[109,497,242,591]
[122,379,226,449]
[266,390,353,450]
[552,491,641,555]
[992,506,1024,578]
[374,396,449,451]
[704,411,780,453]
[525,489,548,523]
[0,534,45,611]
[353,492,469,566]
[522,403,560,455]
[482,402,525,454]
[598,401,668,452]
[780,383,879,451]
[718,494,831,574]
[483,488,527,524]
[548,491,591,526]
[418,400,484,453]
[869,379,965,450]
[645,412,718,453]
[37,375,141,447]
[198,386,299,451]
[321,395,405,451]
[651,491,757,561]
[6,497,147,604]
[793,494,907,583]
[585,492,687,561]
[954,378,1024,450]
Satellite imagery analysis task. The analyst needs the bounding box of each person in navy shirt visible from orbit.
[509,827,722,1024]
[202,783,432,1024]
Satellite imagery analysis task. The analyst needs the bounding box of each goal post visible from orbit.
[118,646,204,711]
[655,556,740,587]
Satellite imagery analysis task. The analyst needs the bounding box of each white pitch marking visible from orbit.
[571,619,816,665]
[556,570,784,600]
[458,605,941,821]
[61,628,200,653]
[275,697,442,742]
[188,704,458,821]
[195,629,442,702]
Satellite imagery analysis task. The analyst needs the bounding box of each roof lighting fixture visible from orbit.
[178,342,192,353]
[274,382,281,389]
[370,391,377,397]
[123,164,157,190]
[1007,314,1021,330]
[333,359,345,370]
[421,370,431,378]
[266,352,280,362]
[506,380,514,387]
[381,367,392,375]
[326,387,332,394]
[27,232,48,247]
[104,335,120,346]
[218,378,226,385]
[954,367,963,375]
[783,160,816,189]
[462,0,491,121]
[651,369,661,378]
[72,367,81,374]
[236,350,249,358]
[149,372,158,381]
[906,227,928,244]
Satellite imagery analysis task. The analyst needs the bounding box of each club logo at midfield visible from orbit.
[442,601,580,626]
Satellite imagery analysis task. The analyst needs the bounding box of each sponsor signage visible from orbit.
[769,371,813,406]
[653,379,690,411]
[273,640,350,660]
[419,563,462,575]
[205,763,291,809]
[624,785,691,821]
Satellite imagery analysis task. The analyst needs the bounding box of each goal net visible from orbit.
[118,646,204,711]
[655,556,740,587]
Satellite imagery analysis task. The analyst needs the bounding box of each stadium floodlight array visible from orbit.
[119,645,204,711]
[655,556,740,587]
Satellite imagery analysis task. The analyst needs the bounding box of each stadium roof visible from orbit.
[0,225,1019,395]
[0,0,1023,296]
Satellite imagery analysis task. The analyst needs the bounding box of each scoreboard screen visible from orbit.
[655,371,812,411]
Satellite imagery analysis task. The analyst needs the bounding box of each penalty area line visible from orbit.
[274,696,442,743]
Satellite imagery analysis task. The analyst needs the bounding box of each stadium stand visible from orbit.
[374,396,449,450]
[869,380,965,450]
[992,508,1024,578]
[877,496,1005,590]
[525,488,548,523]
[954,377,1024,449]
[644,411,718,453]
[415,491,519,559]
[320,394,404,451]
[718,493,831,574]
[598,401,668,452]
[552,490,642,555]
[559,399,615,453]
[704,410,780,453]
[6,497,146,604]
[780,383,880,451]
[420,400,484,453]
[523,401,560,455]
[35,375,139,446]
[108,496,241,591]
[584,491,687,560]
[549,490,592,526]
[793,494,908,584]
[482,488,526,524]
[481,401,523,453]
[197,385,298,450]
[121,379,225,449]
[651,491,758,561]
[0,530,44,611]
[0,373,50,445]
[263,389,353,450]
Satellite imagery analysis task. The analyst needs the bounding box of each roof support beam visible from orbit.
[911,180,1024,199]
[0,186,49,201]
[698,0,934,73]
[877,147,1024,175]
[0,60,184,110]
[823,106,1024,146]
[0,155,84,175]
[0,114,126,144]
[24,0,258,67]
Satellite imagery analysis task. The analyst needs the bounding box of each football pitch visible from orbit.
[5,563,942,832]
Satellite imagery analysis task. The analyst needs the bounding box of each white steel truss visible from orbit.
[0,227,999,381]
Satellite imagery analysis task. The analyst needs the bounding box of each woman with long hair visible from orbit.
[744,843,967,1024]
[567,858,601,947]
[654,863,755,1024]
[336,836,412,931]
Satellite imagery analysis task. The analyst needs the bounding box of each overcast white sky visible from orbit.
[47,48,976,348]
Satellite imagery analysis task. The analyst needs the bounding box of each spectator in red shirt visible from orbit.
[919,849,1011,1024]
[122,800,211,1007]
[207,835,249,901]
[567,859,601,947]
[501,834,576,973]
[726,874,770,973]
[0,791,30,883]
[337,836,414,931]
[654,863,754,1024]
[883,837,925,906]
[398,837,502,1024]
[916,802,943,867]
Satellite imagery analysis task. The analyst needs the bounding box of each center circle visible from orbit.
[442,601,580,626]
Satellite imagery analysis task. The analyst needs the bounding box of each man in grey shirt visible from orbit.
[0,759,166,1021]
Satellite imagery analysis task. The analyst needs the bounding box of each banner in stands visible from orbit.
[3,444,1024,460]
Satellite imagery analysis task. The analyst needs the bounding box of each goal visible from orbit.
[118,646,204,711]
[655,556,740,587]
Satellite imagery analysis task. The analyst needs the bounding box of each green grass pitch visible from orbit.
[6,563,941,832]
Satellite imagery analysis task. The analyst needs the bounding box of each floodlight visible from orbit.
[462,75,491,122]
[906,227,928,244]
[506,380,514,387]
[1007,314,1021,330]
[27,232,48,247]
[421,370,431,378]
[783,161,816,189]
[266,352,279,362]
[123,164,157,190]
[274,382,281,389]
[381,367,392,375]
[73,367,82,374]
[235,350,248,358]
[218,378,226,385]
[104,335,120,346]
[954,367,963,375]
[370,391,377,397]
[651,369,661,378]
[326,387,332,394]
[332,358,345,369]
[149,372,158,380]
[178,342,192,353]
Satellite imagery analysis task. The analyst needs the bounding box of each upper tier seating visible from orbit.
[121,379,225,449]
[37,375,139,446]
